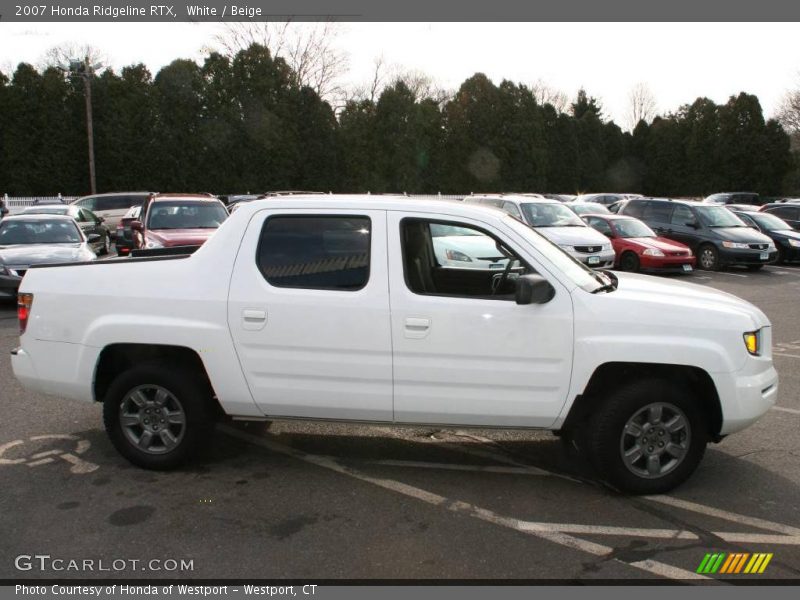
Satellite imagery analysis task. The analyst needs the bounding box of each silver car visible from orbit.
[464,194,616,268]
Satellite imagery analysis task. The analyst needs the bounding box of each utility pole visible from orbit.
[67,56,100,195]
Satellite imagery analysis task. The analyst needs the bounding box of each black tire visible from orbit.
[619,251,640,272]
[697,244,719,271]
[776,246,786,265]
[746,264,764,271]
[103,363,214,470]
[587,379,708,494]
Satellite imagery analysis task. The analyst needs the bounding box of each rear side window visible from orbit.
[768,206,799,220]
[502,201,522,219]
[257,216,371,291]
[622,201,644,218]
[75,197,97,211]
[643,202,673,223]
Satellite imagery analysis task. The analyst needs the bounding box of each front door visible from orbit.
[227,209,393,421]
[387,212,574,428]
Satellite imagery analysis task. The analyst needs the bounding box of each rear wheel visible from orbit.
[587,379,708,494]
[697,244,719,271]
[103,363,214,469]
[619,251,640,272]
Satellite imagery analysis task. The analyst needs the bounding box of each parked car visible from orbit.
[759,202,800,229]
[574,193,632,206]
[704,192,761,207]
[0,215,97,299]
[21,204,111,255]
[11,195,779,493]
[731,210,800,264]
[567,202,611,217]
[430,223,509,269]
[464,194,615,268]
[132,194,229,250]
[114,206,141,257]
[583,214,695,273]
[616,198,777,271]
[71,192,151,238]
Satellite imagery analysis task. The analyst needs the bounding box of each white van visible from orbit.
[71,192,151,238]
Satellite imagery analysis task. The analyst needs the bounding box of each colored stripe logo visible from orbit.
[697,552,773,574]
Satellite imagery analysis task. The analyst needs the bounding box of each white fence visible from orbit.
[3,194,78,215]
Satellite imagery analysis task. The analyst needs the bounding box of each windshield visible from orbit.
[747,212,792,231]
[0,219,82,245]
[146,201,228,230]
[695,206,747,228]
[614,219,656,238]
[503,215,603,291]
[521,203,585,227]
[572,203,610,216]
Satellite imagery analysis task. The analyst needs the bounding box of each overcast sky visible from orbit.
[2,22,799,125]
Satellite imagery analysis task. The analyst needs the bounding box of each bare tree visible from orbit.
[627,82,658,130]
[214,21,349,102]
[777,86,800,133]
[40,43,109,74]
[391,68,452,106]
[530,79,569,113]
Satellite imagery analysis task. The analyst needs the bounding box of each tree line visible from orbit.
[0,44,795,198]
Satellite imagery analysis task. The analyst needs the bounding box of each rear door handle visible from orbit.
[242,309,267,331]
[404,317,431,339]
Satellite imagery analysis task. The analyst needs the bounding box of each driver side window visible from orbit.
[401,218,534,300]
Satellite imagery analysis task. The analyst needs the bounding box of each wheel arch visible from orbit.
[93,343,220,413]
[563,361,723,440]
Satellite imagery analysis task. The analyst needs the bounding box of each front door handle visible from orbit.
[242,309,267,331]
[404,317,431,339]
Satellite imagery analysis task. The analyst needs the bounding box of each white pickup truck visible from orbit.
[11,195,778,493]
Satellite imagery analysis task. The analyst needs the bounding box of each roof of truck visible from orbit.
[230,194,512,222]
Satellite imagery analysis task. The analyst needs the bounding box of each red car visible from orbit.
[132,194,228,251]
[583,214,696,273]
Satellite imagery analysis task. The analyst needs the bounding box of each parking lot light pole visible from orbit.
[68,57,100,195]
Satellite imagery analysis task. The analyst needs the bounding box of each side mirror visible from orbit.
[515,274,555,305]
[131,220,143,232]
[86,233,101,243]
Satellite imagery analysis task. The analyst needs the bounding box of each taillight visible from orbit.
[17,293,33,335]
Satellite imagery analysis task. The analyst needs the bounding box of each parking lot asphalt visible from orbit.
[2,262,800,582]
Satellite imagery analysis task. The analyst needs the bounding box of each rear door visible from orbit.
[387,211,574,427]
[227,209,393,421]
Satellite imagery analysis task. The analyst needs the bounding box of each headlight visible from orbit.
[602,244,612,252]
[721,241,749,249]
[445,249,472,262]
[789,239,800,248]
[559,244,574,251]
[743,330,761,356]
[145,239,163,249]
[767,243,776,250]
[642,248,665,257]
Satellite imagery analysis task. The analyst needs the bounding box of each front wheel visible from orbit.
[587,379,708,494]
[619,251,640,272]
[103,363,214,469]
[697,244,720,271]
